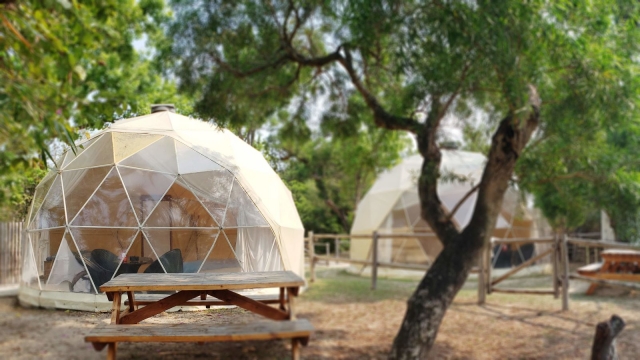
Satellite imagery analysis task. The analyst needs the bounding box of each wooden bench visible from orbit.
[577,249,640,295]
[86,319,314,360]
[124,293,281,308]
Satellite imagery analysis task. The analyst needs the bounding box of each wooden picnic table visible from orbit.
[85,271,313,359]
[577,249,640,295]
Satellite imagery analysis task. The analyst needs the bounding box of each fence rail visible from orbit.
[0,221,23,286]
[307,231,640,311]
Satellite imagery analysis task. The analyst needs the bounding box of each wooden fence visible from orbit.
[477,236,568,309]
[306,231,640,311]
[0,221,23,286]
[305,231,479,290]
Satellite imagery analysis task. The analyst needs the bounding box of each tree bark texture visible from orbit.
[389,89,540,359]
[591,315,625,360]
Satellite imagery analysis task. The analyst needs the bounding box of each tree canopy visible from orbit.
[0,0,178,171]
[162,0,640,357]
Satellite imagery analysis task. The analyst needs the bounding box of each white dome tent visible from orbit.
[350,150,536,269]
[20,107,304,311]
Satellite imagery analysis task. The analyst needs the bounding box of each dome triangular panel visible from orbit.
[65,134,114,170]
[28,172,57,226]
[71,168,137,227]
[181,170,234,226]
[119,136,178,174]
[145,180,218,228]
[32,175,65,229]
[44,231,92,293]
[223,180,268,227]
[113,132,164,163]
[199,231,241,273]
[61,136,100,169]
[62,166,112,223]
[175,140,222,174]
[118,166,176,225]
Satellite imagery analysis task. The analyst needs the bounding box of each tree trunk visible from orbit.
[389,89,540,359]
[591,315,625,360]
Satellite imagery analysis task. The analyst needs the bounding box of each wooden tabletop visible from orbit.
[100,271,305,293]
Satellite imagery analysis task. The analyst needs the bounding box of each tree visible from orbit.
[263,95,411,234]
[0,0,169,172]
[162,1,640,357]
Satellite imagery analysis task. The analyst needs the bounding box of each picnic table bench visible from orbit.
[576,249,640,295]
[85,271,313,359]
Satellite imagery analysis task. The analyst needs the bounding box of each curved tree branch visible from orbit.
[336,48,422,133]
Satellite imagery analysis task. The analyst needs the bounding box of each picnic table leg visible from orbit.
[126,291,136,312]
[287,287,298,320]
[110,292,122,324]
[279,287,286,311]
[107,343,117,360]
[201,292,210,309]
[291,338,300,360]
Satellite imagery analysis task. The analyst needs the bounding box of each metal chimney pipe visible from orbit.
[150,104,176,113]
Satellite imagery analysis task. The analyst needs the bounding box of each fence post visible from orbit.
[561,234,570,311]
[486,240,492,294]
[308,231,315,283]
[552,233,560,298]
[371,231,379,290]
[478,241,486,305]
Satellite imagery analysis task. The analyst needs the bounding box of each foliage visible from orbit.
[0,0,172,173]
[0,162,47,221]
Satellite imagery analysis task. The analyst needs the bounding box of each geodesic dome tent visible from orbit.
[350,150,535,267]
[19,109,304,311]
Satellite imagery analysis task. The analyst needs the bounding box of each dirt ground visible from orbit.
[0,270,639,360]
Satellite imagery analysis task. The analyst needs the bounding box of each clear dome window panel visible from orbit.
[53,152,67,170]
[223,180,269,227]
[401,191,421,209]
[119,136,178,174]
[71,168,138,227]
[181,170,234,226]
[65,133,114,171]
[144,181,218,228]
[120,234,161,274]
[44,231,93,293]
[413,218,433,233]
[140,229,189,274]
[234,227,282,273]
[62,166,112,222]
[391,238,429,265]
[199,229,241,273]
[60,135,99,169]
[28,173,57,226]
[21,234,41,289]
[69,227,138,291]
[118,167,176,225]
[33,175,65,229]
[406,204,421,227]
[175,140,222,174]
[417,236,442,263]
[145,229,219,274]
[391,209,409,229]
[112,132,163,163]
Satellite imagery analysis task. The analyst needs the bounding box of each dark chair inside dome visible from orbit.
[81,249,120,292]
[91,249,120,273]
[144,249,183,274]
